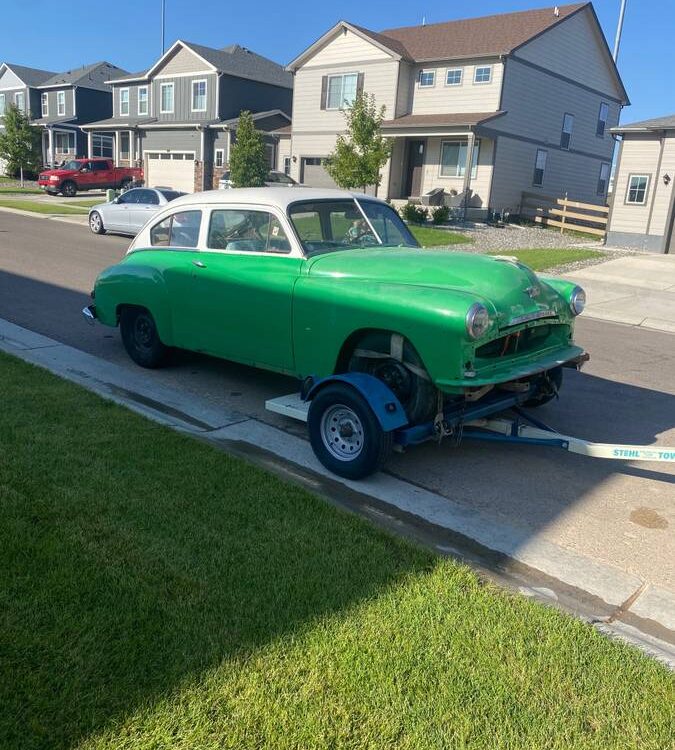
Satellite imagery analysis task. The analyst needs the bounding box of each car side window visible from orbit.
[137,189,159,205]
[92,161,108,172]
[150,210,202,248]
[207,209,291,254]
[116,190,137,205]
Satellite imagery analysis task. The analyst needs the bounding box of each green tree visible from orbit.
[325,92,392,192]
[0,104,41,179]
[228,111,268,188]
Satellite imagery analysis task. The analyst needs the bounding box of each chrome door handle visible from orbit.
[192,260,206,268]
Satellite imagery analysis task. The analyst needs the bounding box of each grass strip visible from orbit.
[0,199,89,215]
[486,247,603,271]
[410,224,472,246]
[0,187,45,194]
[0,351,671,750]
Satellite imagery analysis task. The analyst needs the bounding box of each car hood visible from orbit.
[39,168,77,178]
[306,247,566,323]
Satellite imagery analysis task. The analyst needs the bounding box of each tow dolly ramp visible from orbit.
[266,392,675,464]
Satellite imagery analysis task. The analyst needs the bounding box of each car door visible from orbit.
[105,189,138,231]
[77,162,99,190]
[91,160,113,189]
[178,207,301,372]
[127,189,160,234]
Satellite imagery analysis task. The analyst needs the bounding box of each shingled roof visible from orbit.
[377,3,586,61]
[0,63,56,87]
[40,61,128,91]
[612,114,675,133]
[289,3,589,69]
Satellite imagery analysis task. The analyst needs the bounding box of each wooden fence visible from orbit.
[520,191,609,238]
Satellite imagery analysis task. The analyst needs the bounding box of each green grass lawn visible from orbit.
[0,351,671,750]
[0,198,89,215]
[0,186,44,194]
[410,224,472,246]
[68,198,104,208]
[487,247,603,271]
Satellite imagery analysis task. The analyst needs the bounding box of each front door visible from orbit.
[404,140,425,197]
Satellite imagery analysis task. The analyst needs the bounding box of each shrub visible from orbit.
[400,202,427,224]
[431,205,450,225]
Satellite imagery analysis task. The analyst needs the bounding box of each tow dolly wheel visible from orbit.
[524,366,563,408]
[308,383,393,480]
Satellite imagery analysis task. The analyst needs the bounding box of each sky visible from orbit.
[0,0,671,124]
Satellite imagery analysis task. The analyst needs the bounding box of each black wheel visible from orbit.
[348,332,437,425]
[120,178,132,191]
[61,181,77,197]
[119,307,169,368]
[89,211,106,235]
[524,366,563,408]
[308,384,393,480]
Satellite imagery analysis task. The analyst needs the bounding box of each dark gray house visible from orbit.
[0,60,127,168]
[82,40,293,192]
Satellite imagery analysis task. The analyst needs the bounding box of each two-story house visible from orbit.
[82,40,293,193]
[285,2,629,218]
[0,61,127,167]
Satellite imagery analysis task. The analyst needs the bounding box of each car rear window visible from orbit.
[150,210,202,248]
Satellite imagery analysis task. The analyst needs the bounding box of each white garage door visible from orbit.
[301,157,338,189]
[146,152,195,193]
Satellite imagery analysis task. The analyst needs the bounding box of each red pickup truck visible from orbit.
[38,158,143,197]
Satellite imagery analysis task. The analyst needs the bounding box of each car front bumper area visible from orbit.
[82,305,97,325]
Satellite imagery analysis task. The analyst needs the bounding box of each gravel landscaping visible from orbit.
[431,223,635,274]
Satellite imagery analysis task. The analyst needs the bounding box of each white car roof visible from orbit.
[166,187,383,212]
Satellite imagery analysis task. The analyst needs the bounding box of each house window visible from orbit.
[419,70,435,87]
[15,91,25,112]
[57,91,66,116]
[474,66,492,84]
[192,80,207,112]
[326,73,358,110]
[596,102,609,136]
[445,68,463,86]
[138,86,149,116]
[214,148,225,168]
[265,143,275,168]
[0,94,4,116]
[283,156,291,175]
[120,131,130,161]
[41,92,48,117]
[120,88,130,116]
[160,83,174,114]
[54,132,75,153]
[560,113,574,150]
[597,162,611,196]
[533,149,547,186]
[626,174,649,204]
[439,140,480,178]
[92,133,114,158]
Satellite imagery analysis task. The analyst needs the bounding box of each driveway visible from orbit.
[0,212,673,654]
[564,254,675,333]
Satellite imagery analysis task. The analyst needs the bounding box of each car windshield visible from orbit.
[61,160,83,171]
[288,199,418,256]
[158,190,184,202]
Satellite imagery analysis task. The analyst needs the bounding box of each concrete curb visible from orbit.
[0,205,89,225]
[0,317,672,663]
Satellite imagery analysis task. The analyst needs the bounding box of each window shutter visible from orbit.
[357,72,365,96]
[320,76,328,110]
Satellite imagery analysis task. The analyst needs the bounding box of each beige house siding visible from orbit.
[607,133,675,251]
[293,60,399,134]
[514,6,624,98]
[409,60,503,115]
[301,28,394,68]
[496,57,619,160]
[156,46,214,76]
[276,134,291,171]
[419,136,494,208]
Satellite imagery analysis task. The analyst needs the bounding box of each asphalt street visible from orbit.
[1,210,673,596]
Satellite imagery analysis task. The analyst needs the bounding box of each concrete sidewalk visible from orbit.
[564,254,675,333]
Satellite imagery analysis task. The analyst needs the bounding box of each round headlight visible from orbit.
[570,286,586,316]
[466,303,490,339]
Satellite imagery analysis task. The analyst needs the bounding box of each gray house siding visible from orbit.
[141,128,203,159]
[28,88,42,118]
[0,87,29,117]
[151,73,218,122]
[42,88,76,120]
[218,74,291,120]
[75,88,113,124]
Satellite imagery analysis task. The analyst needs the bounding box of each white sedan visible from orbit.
[89,187,185,236]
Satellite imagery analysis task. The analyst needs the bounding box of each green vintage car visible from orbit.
[85,187,587,478]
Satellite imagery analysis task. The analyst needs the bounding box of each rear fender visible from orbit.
[306,373,408,432]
